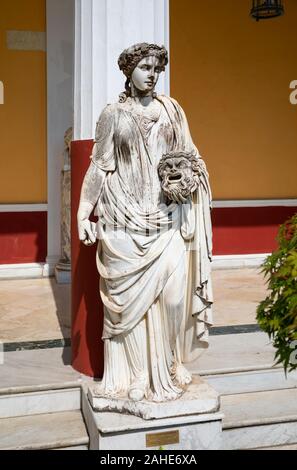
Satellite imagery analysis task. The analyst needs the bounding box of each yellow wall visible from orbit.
[170,0,297,200]
[0,0,46,203]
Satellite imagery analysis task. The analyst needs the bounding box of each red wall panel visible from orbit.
[0,212,47,264]
[71,139,103,377]
[212,206,297,255]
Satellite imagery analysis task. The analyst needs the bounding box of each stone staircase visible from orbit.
[203,367,297,449]
[190,332,297,450]
[0,385,89,450]
[221,387,297,450]
[2,333,297,450]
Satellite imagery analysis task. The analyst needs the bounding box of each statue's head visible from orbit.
[158,151,201,203]
[118,43,168,101]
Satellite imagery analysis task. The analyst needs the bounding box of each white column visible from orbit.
[46,0,75,275]
[74,0,170,141]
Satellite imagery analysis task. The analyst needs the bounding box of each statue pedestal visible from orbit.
[83,377,223,450]
[88,376,219,420]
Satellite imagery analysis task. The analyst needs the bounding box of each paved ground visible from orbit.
[0,278,70,343]
[0,268,268,343]
[213,268,268,326]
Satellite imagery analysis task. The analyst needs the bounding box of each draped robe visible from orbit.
[91,95,213,402]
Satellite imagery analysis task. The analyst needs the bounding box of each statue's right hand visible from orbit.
[78,219,97,246]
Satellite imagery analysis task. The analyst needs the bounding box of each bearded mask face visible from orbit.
[158,151,200,203]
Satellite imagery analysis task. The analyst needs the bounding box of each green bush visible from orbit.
[256,213,297,372]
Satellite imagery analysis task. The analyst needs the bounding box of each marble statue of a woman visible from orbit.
[77,43,213,404]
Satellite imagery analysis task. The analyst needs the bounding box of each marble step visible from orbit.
[189,332,277,375]
[0,410,89,450]
[0,333,277,397]
[0,387,81,418]
[0,347,82,395]
[205,368,297,395]
[255,443,297,450]
[221,388,297,449]
[54,445,89,450]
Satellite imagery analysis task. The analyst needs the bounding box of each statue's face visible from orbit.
[158,154,199,203]
[131,55,161,94]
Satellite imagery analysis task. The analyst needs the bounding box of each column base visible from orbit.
[55,261,71,284]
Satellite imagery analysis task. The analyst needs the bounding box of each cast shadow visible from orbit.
[48,277,72,365]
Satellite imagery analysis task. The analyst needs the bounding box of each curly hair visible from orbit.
[118,42,168,102]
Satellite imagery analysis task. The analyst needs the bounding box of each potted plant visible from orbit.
[256,214,297,372]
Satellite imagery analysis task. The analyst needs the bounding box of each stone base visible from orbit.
[83,385,223,450]
[55,263,71,284]
[88,376,220,420]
